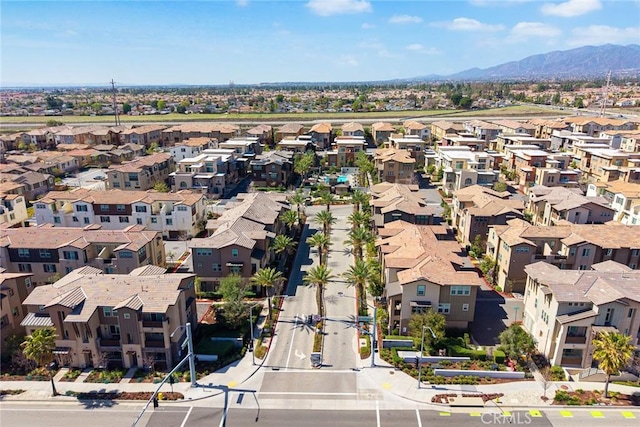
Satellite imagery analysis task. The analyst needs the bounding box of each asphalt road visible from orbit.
[3,403,639,427]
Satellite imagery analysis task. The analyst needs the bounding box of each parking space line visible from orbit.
[591,411,604,418]
[621,411,635,419]
[415,408,422,427]
[179,407,193,427]
[560,410,573,418]
[529,410,542,417]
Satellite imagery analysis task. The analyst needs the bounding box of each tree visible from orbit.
[573,97,584,108]
[592,332,634,398]
[539,366,553,399]
[347,210,370,231]
[153,182,169,193]
[315,210,336,236]
[303,264,334,319]
[219,275,249,329]
[499,324,536,361]
[408,310,446,352]
[350,190,369,213]
[157,100,167,110]
[344,226,372,261]
[45,119,64,127]
[272,235,297,260]
[342,259,371,302]
[22,327,58,396]
[318,190,335,212]
[146,142,160,154]
[281,210,298,235]
[306,232,331,265]
[122,102,132,114]
[288,190,306,220]
[492,181,507,192]
[458,97,473,109]
[251,267,283,320]
[450,92,463,107]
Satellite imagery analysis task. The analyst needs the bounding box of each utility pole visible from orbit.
[110,79,120,126]
[599,70,611,118]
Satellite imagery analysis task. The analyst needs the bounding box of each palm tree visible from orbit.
[303,264,334,319]
[342,259,371,303]
[272,235,297,261]
[319,190,335,212]
[315,210,336,236]
[350,190,369,213]
[22,327,58,396]
[347,210,370,231]
[288,190,306,223]
[344,226,373,260]
[306,232,331,265]
[251,267,283,320]
[281,210,298,236]
[592,331,634,398]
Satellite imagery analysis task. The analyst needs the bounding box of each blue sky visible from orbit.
[2,0,639,86]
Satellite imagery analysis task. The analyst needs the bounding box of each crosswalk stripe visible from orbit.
[560,410,573,418]
[381,382,391,390]
[591,411,604,418]
[529,410,542,417]
[439,412,451,417]
[503,411,511,417]
[621,411,635,419]
[470,412,482,417]
[227,380,237,388]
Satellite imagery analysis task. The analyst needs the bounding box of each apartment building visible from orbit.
[403,120,431,141]
[619,132,640,153]
[492,120,536,137]
[513,149,550,188]
[249,150,294,188]
[430,121,463,141]
[308,123,332,149]
[379,221,483,333]
[35,188,205,239]
[386,134,427,166]
[587,180,640,225]
[189,192,289,291]
[452,185,524,247]
[162,123,239,145]
[527,186,614,226]
[522,261,640,368]
[374,148,415,184]
[20,267,196,370]
[245,124,273,147]
[494,134,551,153]
[527,119,570,139]
[436,147,497,195]
[169,137,217,162]
[0,224,165,285]
[371,122,395,145]
[0,193,28,228]
[486,219,640,292]
[550,131,610,152]
[564,117,637,137]
[341,122,364,138]
[463,120,501,143]
[171,149,238,197]
[106,153,175,191]
[0,271,34,353]
[119,125,167,148]
[326,136,366,168]
[370,183,437,227]
[577,148,640,183]
[0,171,55,202]
[441,133,487,152]
[275,123,305,142]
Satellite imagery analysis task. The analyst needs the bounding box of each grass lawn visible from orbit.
[194,339,235,356]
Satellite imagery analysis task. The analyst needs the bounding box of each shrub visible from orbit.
[254,344,267,360]
[493,350,506,364]
[550,365,566,381]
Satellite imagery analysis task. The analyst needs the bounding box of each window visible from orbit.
[18,264,32,272]
[53,216,61,224]
[18,248,30,258]
[113,182,121,188]
[43,264,57,273]
[417,285,425,296]
[100,216,110,222]
[231,248,239,258]
[39,249,51,258]
[116,205,126,212]
[103,307,113,317]
[119,216,129,223]
[63,251,78,260]
[437,304,450,314]
[628,308,634,318]
[124,313,130,319]
[100,205,109,212]
[177,206,188,211]
[632,249,640,257]
[35,204,46,209]
[450,285,471,296]
[119,251,133,259]
[515,247,530,253]
[569,247,576,256]
[579,265,587,270]
[109,325,120,335]
[151,217,157,224]
[135,205,147,213]
[25,278,31,288]
[84,217,90,224]
[212,264,221,272]
[166,218,173,225]
[581,248,591,257]
[462,303,469,312]
[136,218,143,225]
[195,248,212,256]
[65,267,73,274]
[76,205,88,212]
[72,216,79,222]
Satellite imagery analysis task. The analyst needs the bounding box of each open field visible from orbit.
[0,105,564,127]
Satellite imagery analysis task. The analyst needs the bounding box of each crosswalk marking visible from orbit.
[591,411,604,418]
[469,412,482,417]
[621,411,635,419]
[227,380,237,388]
[502,411,511,417]
[560,410,573,418]
[439,412,450,416]
[381,382,391,390]
[529,410,542,417]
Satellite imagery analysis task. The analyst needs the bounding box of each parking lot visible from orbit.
[62,168,109,190]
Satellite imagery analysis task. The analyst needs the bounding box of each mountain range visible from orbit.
[413,44,640,82]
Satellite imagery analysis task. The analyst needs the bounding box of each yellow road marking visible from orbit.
[591,411,604,418]
[621,411,635,419]
[560,410,573,418]
[382,382,391,390]
[529,410,542,417]
[470,412,482,417]
[227,380,237,388]
[502,411,511,417]
[439,412,451,416]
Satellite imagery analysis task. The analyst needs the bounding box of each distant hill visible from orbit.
[414,44,640,81]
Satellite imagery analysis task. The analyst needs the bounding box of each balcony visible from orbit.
[142,320,164,328]
[560,356,583,366]
[144,340,165,348]
[99,338,121,347]
[565,335,587,344]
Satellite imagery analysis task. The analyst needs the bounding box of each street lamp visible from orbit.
[338,292,377,367]
[417,325,437,389]
[248,302,262,366]
[169,322,197,388]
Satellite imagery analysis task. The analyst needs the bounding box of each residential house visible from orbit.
[20,267,196,370]
[620,132,640,153]
[162,123,239,145]
[249,150,294,188]
[119,125,167,148]
[550,131,610,152]
[370,183,437,227]
[403,120,431,141]
[374,148,415,184]
[169,137,217,162]
[436,147,498,195]
[275,123,305,142]
[463,120,501,143]
[528,119,570,139]
[0,193,28,228]
[486,219,640,292]
[491,120,536,136]
[8,171,55,202]
[371,122,395,145]
[0,271,34,353]
[386,134,427,166]
[522,261,640,368]
[378,221,483,333]
[276,136,315,154]
[170,149,237,197]
[527,186,614,226]
[577,148,640,183]
[326,136,366,168]
[495,134,551,153]
[0,224,165,285]
[107,153,175,191]
[341,122,365,138]
[431,121,463,141]
[586,180,640,225]
[512,149,551,189]
[564,117,637,137]
[188,193,290,291]
[442,133,487,152]
[245,124,273,147]
[35,188,206,240]
[308,123,332,150]
[452,185,524,247]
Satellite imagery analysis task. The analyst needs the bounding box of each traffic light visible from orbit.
[169,375,175,386]
[153,396,159,408]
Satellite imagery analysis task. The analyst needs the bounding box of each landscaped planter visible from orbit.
[433,369,525,379]
[382,339,414,349]
[398,351,471,364]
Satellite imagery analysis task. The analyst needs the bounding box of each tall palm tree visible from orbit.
[303,264,334,319]
[592,331,634,398]
[22,327,58,396]
[315,210,336,236]
[350,190,369,213]
[272,235,297,261]
[281,210,298,236]
[347,210,371,231]
[344,226,373,260]
[319,190,335,212]
[288,190,306,224]
[306,232,331,265]
[251,267,283,320]
[342,259,371,303]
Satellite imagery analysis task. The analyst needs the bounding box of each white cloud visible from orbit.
[405,44,440,54]
[306,0,372,17]
[337,54,359,67]
[431,17,504,32]
[470,0,533,6]
[389,15,423,24]
[568,25,640,46]
[361,23,375,29]
[541,0,601,17]
[236,0,249,7]
[508,22,561,41]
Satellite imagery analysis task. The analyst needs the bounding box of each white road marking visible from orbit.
[285,313,299,370]
[179,406,193,427]
[294,348,306,360]
[376,401,381,427]
[219,397,229,427]
[416,408,423,427]
[258,392,357,396]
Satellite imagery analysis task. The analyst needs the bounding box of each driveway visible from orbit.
[62,168,109,190]
[471,289,524,346]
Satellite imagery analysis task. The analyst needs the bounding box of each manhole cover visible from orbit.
[333,332,338,335]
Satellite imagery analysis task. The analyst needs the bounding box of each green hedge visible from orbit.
[493,350,506,364]
[449,345,487,361]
